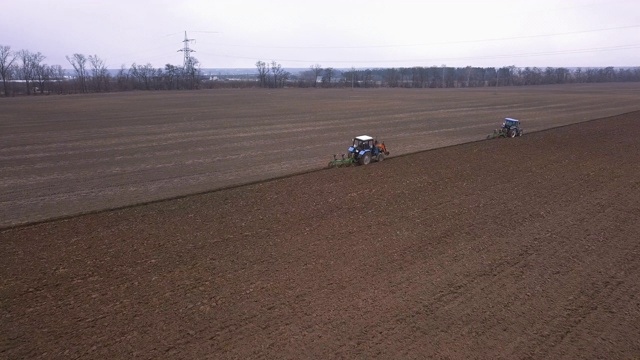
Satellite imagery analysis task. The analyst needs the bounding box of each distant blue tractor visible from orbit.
[329,135,390,167]
[488,118,524,139]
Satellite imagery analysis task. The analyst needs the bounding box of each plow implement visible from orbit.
[487,128,508,139]
[328,154,356,168]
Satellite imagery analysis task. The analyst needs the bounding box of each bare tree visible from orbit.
[280,70,291,88]
[363,69,373,88]
[384,68,400,87]
[17,50,45,95]
[47,64,67,94]
[343,67,358,88]
[130,63,157,90]
[399,68,411,87]
[164,64,181,90]
[89,54,109,92]
[17,50,33,95]
[33,63,49,94]
[115,65,130,91]
[411,67,428,88]
[66,53,88,93]
[296,70,316,87]
[270,61,288,88]
[255,61,268,87]
[322,67,334,87]
[573,68,584,83]
[0,45,16,96]
[465,66,473,87]
[270,61,279,88]
[310,64,323,87]
[184,57,201,89]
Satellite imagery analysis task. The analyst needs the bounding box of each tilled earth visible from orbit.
[1,112,639,359]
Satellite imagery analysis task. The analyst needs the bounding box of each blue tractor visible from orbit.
[488,118,524,139]
[329,135,390,167]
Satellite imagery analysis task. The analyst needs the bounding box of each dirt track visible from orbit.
[2,83,640,227]
[2,111,639,359]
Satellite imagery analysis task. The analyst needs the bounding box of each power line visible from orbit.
[200,42,640,65]
[214,25,640,50]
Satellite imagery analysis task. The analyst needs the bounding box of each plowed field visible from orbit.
[2,110,639,359]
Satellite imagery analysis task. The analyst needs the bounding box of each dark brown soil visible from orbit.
[2,111,639,359]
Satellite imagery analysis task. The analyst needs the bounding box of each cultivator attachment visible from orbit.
[487,128,508,139]
[328,154,356,168]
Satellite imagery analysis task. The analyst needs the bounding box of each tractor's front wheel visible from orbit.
[377,153,385,162]
[360,153,371,165]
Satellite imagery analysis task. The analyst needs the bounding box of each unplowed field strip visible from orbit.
[1,83,639,227]
[1,111,639,358]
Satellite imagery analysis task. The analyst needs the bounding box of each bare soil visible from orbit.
[1,111,639,359]
[1,83,639,227]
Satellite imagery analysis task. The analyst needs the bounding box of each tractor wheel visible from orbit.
[377,153,385,162]
[360,153,371,165]
[508,129,516,138]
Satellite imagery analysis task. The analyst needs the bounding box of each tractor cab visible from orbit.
[351,135,374,152]
[502,118,520,130]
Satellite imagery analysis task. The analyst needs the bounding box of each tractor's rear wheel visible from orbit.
[377,153,385,162]
[360,153,371,165]
[508,129,516,138]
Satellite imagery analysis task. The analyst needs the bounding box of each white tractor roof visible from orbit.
[355,135,373,141]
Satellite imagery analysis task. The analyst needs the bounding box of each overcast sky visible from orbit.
[3,0,639,70]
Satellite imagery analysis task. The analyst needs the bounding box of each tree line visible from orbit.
[284,64,640,89]
[0,45,203,96]
[1,44,638,97]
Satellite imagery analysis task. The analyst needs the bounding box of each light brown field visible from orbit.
[1,83,639,227]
